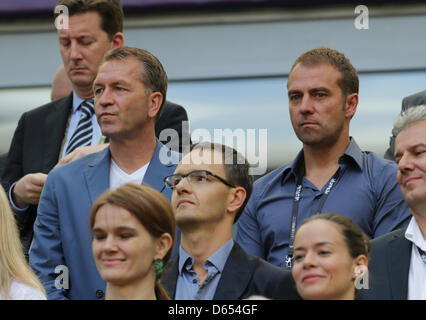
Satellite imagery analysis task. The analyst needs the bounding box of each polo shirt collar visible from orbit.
[281,137,363,185]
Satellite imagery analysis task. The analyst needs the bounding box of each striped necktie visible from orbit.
[65,100,95,154]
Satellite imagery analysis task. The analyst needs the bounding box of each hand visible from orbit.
[54,144,109,169]
[13,173,48,207]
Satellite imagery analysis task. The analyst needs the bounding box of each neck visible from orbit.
[411,207,426,240]
[180,222,232,268]
[105,275,157,300]
[73,85,94,100]
[110,127,157,174]
[302,135,350,189]
[338,288,356,300]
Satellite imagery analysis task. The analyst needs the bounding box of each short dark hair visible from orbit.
[89,183,175,300]
[190,142,253,223]
[298,213,370,259]
[55,0,123,40]
[103,46,168,121]
[290,47,359,97]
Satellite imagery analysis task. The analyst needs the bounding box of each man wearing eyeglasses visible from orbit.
[161,142,299,300]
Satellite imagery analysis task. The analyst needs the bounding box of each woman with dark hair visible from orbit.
[90,183,175,300]
[291,213,370,300]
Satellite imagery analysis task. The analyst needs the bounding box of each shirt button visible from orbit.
[192,279,197,284]
[96,290,104,299]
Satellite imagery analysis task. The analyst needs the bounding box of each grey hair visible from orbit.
[393,105,426,137]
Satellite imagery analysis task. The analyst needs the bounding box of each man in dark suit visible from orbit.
[361,105,426,300]
[30,46,181,300]
[384,90,426,160]
[1,0,188,256]
[161,142,299,300]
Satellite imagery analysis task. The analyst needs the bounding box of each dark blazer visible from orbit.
[161,242,300,300]
[384,90,426,160]
[359,228,411,300]
[1,93,188,255]
[0,153,6,180]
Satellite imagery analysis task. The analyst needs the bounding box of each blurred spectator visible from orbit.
[30,46,180,300]
[0,185,46,300]
[361,105,426,300]
[161,142,299,300]
[90,183,174,300]
[236,47,410,268]
[51,65,73,101]
[291,214,369,300]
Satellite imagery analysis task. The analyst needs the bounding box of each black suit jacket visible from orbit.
[1,93,188,255]
[161,242,300,300]
[0,153,7,180]
[384,90,426,160]
[359,228,411,300]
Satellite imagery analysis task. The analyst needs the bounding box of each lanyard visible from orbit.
[284,169,340,270]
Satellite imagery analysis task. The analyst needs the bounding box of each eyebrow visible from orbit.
[294,241,334,251]
[92,226,137,233]
[288,87,330,97]
[394,143,426,159]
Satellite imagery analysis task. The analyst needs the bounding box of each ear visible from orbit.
[154,232,173,260]
[110,32,124,49]
[147,92,163,119]
[226,186,246,216]
[353,254,368,279]
[344,93,358,119]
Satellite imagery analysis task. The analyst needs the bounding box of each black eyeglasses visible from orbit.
[164,170,236,189]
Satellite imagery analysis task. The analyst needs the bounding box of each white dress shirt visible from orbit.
[405,216,426,300]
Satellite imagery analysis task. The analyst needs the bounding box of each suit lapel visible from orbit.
[83,147,111,204]
[388,228,411,299]
[161,257,179,299]
[213,243,256,300]
[42,94,73,173]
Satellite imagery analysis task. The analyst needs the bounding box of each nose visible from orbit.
[69,41,82,61]
[302,251,317,269]
[397,152,414,173]
[299,96,314,114]
[102,235,118,253]
[174,176,192,195]
[97,87,114,108]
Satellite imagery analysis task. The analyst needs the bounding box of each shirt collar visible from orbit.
[342,137,363,171]
[281,137,363,185]
[178,238,234,275]
[405,216,426,251]
[72,91,86,113]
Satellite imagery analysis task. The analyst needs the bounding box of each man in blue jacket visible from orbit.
[30,46,180,300]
